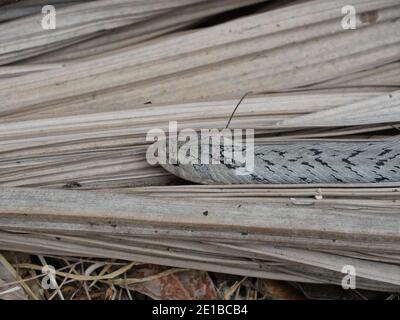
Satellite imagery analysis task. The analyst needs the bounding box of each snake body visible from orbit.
[161,139,400,184]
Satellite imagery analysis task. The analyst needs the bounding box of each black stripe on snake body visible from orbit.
[160,139,400,184]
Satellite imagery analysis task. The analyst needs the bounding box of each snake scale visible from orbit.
[161,139,400,184]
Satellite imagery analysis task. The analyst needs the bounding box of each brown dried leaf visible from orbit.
[261,279,305,300]
[128,265,218,300]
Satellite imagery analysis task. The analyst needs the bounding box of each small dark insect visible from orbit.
[63,181,82,189]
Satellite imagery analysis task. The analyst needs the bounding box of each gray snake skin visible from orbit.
[161,139,400,184]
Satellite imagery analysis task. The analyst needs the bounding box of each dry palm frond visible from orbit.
[0,0,238,65]
[1,0,400,119]
[0,187,400,292]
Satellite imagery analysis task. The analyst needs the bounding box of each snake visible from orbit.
[160,139,400,184]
